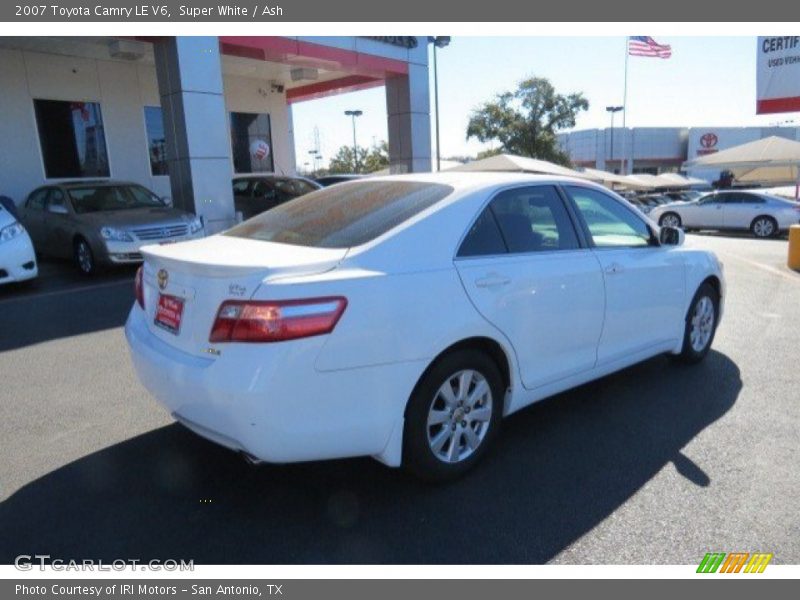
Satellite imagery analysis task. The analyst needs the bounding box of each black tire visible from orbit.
[675,282,719,364]
[750,215,778,239]
[73,237,97,276]
[403,349,504,481]
[659,212,682,228]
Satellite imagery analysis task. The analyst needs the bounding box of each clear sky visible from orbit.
[291,36,796,170]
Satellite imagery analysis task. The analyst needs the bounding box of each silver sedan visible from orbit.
[650,190,800,238]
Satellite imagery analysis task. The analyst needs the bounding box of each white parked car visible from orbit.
[126,174,725,480]
[650,189,800,238]
[0,202,37,285]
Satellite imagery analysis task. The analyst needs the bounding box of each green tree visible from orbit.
[466,77,588,166]
[363,140,389,173]
[328,141,389,174]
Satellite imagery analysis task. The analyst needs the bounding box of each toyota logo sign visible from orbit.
[700,133,718,149]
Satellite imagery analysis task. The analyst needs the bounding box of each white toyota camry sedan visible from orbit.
[126,173,725,480]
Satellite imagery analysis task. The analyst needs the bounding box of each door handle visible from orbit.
[604,262,624,275]
[475,274,511,288]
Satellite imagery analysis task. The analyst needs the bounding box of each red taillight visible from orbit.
[209,297,347,343]
[134,266,145,309]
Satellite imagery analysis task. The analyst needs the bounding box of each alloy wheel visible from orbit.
[753,218,775,238]
[661,214,681,228]
[426,369,493,463]
[77,242,93,274]
[690,296,715,353]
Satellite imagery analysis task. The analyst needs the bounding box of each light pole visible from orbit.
[606,105,623,173]
[344,109,363,172]
[430,36,451,172]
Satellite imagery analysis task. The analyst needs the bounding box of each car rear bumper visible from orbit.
[0,233,37,285]
[124,306,421,466]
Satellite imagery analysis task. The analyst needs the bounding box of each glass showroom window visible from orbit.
[230,111,274,174]
[34,99,110,179]
[144,106,168,176]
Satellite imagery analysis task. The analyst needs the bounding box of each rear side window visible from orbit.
[225,181,453,248]
[458,208,506,257]
[26,188,49,211]
[458,185,579,257]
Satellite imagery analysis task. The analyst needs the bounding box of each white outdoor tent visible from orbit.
[655,173,708,188]
[580,167,646,189]
[622,173,665,189]
[446,153,600,181]
[683,136,800,194]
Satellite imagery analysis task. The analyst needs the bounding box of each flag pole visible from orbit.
[621,36,629,175]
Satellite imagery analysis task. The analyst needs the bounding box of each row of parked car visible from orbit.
[3,172,797,287]
[623,188,800,238]
[0,173,334,285]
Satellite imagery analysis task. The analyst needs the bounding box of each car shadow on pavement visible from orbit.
[0,350,741,564]
[0,264,135,352]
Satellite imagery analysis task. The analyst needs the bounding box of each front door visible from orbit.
[564,185,685,365]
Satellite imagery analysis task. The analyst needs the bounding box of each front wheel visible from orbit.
[659,212,682,228]
[676,282,719,364]
[74,238,97,276]
[403,349,504,481]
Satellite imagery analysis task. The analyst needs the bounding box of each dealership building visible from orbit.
[0,36,432,232]
[558,125,800,182]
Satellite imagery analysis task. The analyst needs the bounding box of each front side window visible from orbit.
[34,99,110,179]
[226,181,453,248]
[144,106,168,176]
[230,112,274,174]
[566,186,653,248]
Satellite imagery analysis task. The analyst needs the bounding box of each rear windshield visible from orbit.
[225,181,453,248]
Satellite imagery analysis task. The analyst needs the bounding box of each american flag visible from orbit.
[628,36,672,59]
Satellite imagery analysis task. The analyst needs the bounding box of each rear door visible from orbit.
[43,188,72,257]
[688,193,725,228]
[564,185,685,365]
[455,185,605,390]
[723,192,762,229]
[20,188,49,246]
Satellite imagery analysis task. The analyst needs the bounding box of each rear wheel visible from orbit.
[403,349,504,481]
[659,212,682,228]
[676,282,719,364]
[74,237,97,276]
[751,216,777,238]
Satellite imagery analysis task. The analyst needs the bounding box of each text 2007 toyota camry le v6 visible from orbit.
[126,173,724,480]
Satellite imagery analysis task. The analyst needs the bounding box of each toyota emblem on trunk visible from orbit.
[157,269,168,290]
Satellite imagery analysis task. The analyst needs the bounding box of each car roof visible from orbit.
[363,171,607,193]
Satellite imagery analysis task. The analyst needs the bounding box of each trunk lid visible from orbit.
[139,235,348,356]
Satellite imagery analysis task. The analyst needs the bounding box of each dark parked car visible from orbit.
[232,175,321,220]
[314,174,366,187]
[19,181,204,275]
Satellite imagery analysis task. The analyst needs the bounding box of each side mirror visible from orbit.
[161,196,173,207]
[48,204,68,215]
[659,225,685,246]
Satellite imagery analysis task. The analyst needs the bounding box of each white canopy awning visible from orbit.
[684,135,800,174]
[654,173,708,188]
[447,153,599,181]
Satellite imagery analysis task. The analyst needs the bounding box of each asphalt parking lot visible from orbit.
[1,234,798,565]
